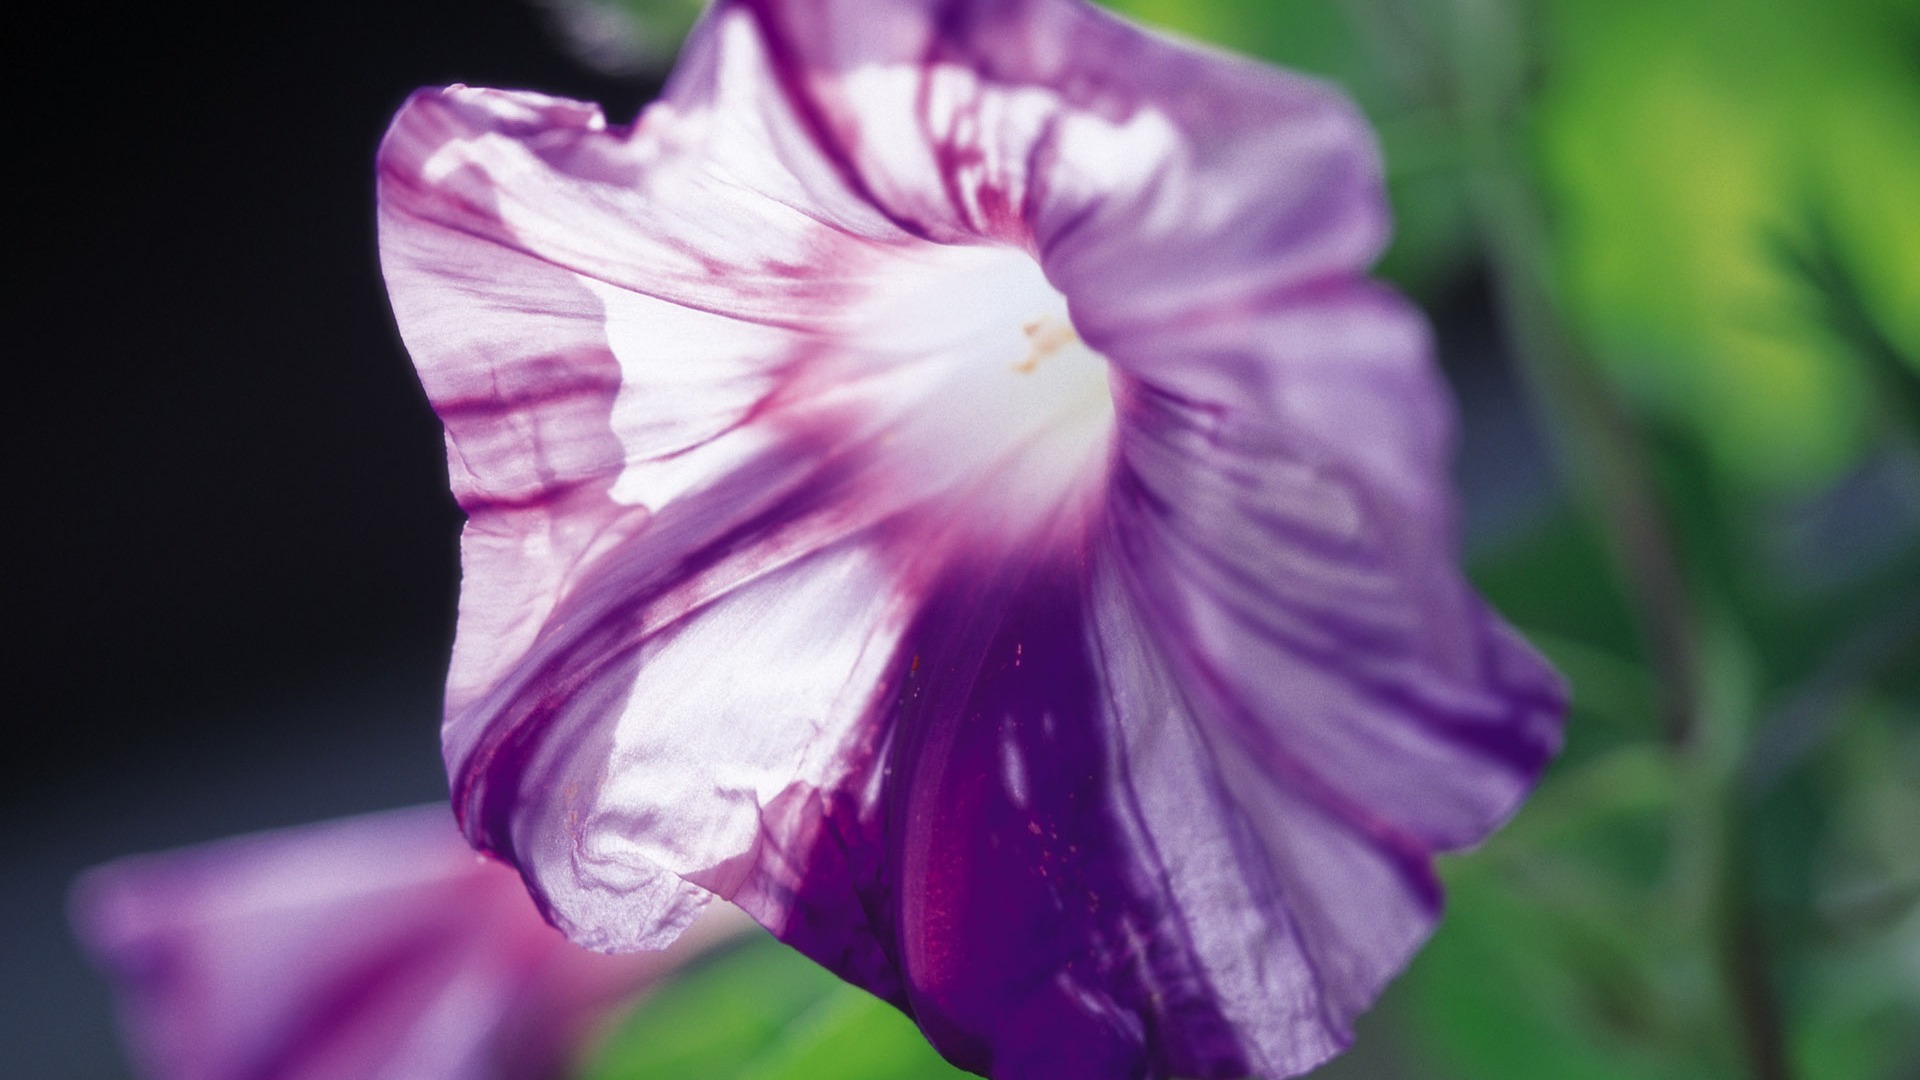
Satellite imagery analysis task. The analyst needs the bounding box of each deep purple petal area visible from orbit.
[763,551,1243,1078]
[377,1,1568,1077]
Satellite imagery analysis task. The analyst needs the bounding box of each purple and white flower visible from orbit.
[377,0,1566,1076]
[73,805,748,1080]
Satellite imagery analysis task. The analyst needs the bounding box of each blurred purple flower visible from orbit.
[72,806,748,1080]
[377,0,1566,1076]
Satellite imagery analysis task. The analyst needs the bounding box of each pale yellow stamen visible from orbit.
[1014,316,1080,374]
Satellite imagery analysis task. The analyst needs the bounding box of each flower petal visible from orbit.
[376,80,853,720]
[71,806,748,1080]
[1109,287,1564,851]
[1092,348,1563,1075]
[379,1,1567,1077]
[734,0,1390,318]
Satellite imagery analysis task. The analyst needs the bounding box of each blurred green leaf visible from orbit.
[1767,200,1920,435]
[1410,867,1737,1080]
[1536,0,1920,491]
[583,933,970,1080]
[1097,0,1378,95]
[1793,1001,1920,1080]
[1784,704,1920,1080]
[1524,631,1661,737]
[737,985,973,1080]
[1469,507,1647,692]
[1496,743,1676,846]
[582,935,827,1080]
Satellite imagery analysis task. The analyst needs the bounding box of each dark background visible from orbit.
[9,3,653,1074]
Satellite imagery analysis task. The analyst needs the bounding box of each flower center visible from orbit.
[847,245,1117,543]
[1015,315,1078,373]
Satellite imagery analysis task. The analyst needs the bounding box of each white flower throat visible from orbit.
[848,245,1118,541]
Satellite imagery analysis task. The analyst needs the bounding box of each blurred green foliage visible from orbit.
[584,934,971,1080]
[1539,0,1920,491]
[559,1,1920,1078]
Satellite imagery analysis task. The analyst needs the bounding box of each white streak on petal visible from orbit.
[999,713,1032,812]
[511,540,909,950]
[578,275,787,511]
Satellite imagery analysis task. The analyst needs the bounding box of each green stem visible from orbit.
[1722,826,1795,1080]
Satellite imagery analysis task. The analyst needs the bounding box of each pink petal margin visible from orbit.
[71,805,751,1080]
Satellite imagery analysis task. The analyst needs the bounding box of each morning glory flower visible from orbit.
[377,0,1567,1076]
[73,806,748,1080]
